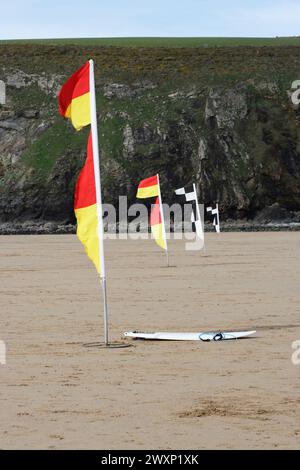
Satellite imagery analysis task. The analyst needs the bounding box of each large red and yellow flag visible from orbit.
[74,132,100,273]
[136,175,159,199]
[58,61,91,131]
[150,197,167,250]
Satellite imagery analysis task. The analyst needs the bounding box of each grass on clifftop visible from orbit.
[1,37,300,48]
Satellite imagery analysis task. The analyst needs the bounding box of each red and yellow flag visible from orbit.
[58,61,91,131]
[150,197,167,250]
[137,174,167,251]
[74,132,100,273]
[136,175,159,199]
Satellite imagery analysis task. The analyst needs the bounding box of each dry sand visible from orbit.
[0,232,300,449]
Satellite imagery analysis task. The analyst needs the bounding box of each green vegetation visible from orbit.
[22,120,89,176]
[1,41,299,92]
[100,114,124,163]
[1,37,300,48]
[9,84,54,116]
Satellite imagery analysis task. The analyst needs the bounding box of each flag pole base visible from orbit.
[83,341,131,349]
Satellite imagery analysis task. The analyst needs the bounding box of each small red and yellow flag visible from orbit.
[74,131,100,273]
[137,174,167,252]
[136,175,159,199]
[150,197,167,250]
[58,61,91,131]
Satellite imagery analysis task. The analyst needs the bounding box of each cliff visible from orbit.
[1,43,300,229]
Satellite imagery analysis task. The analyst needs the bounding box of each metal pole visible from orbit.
[101,278,109,344]
[216,203,220,234]
[89,59,109,346]
[193,183,206,254]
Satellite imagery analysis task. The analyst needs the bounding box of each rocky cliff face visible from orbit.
[1,44,300,227]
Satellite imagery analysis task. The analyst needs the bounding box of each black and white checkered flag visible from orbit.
[206,204,220,233]
[175,185,204,241]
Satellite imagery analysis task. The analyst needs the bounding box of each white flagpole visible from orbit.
[193,183,206,254]
[157,173,169,266]
[216,203,220,233]
[89,59,109,346]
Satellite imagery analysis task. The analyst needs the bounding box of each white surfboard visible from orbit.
[123,330,256,341]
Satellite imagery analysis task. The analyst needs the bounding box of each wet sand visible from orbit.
[0,233,300,449]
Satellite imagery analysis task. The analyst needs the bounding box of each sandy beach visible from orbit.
[1,233,300,449]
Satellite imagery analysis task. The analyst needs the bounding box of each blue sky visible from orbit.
[1,0,299,40]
